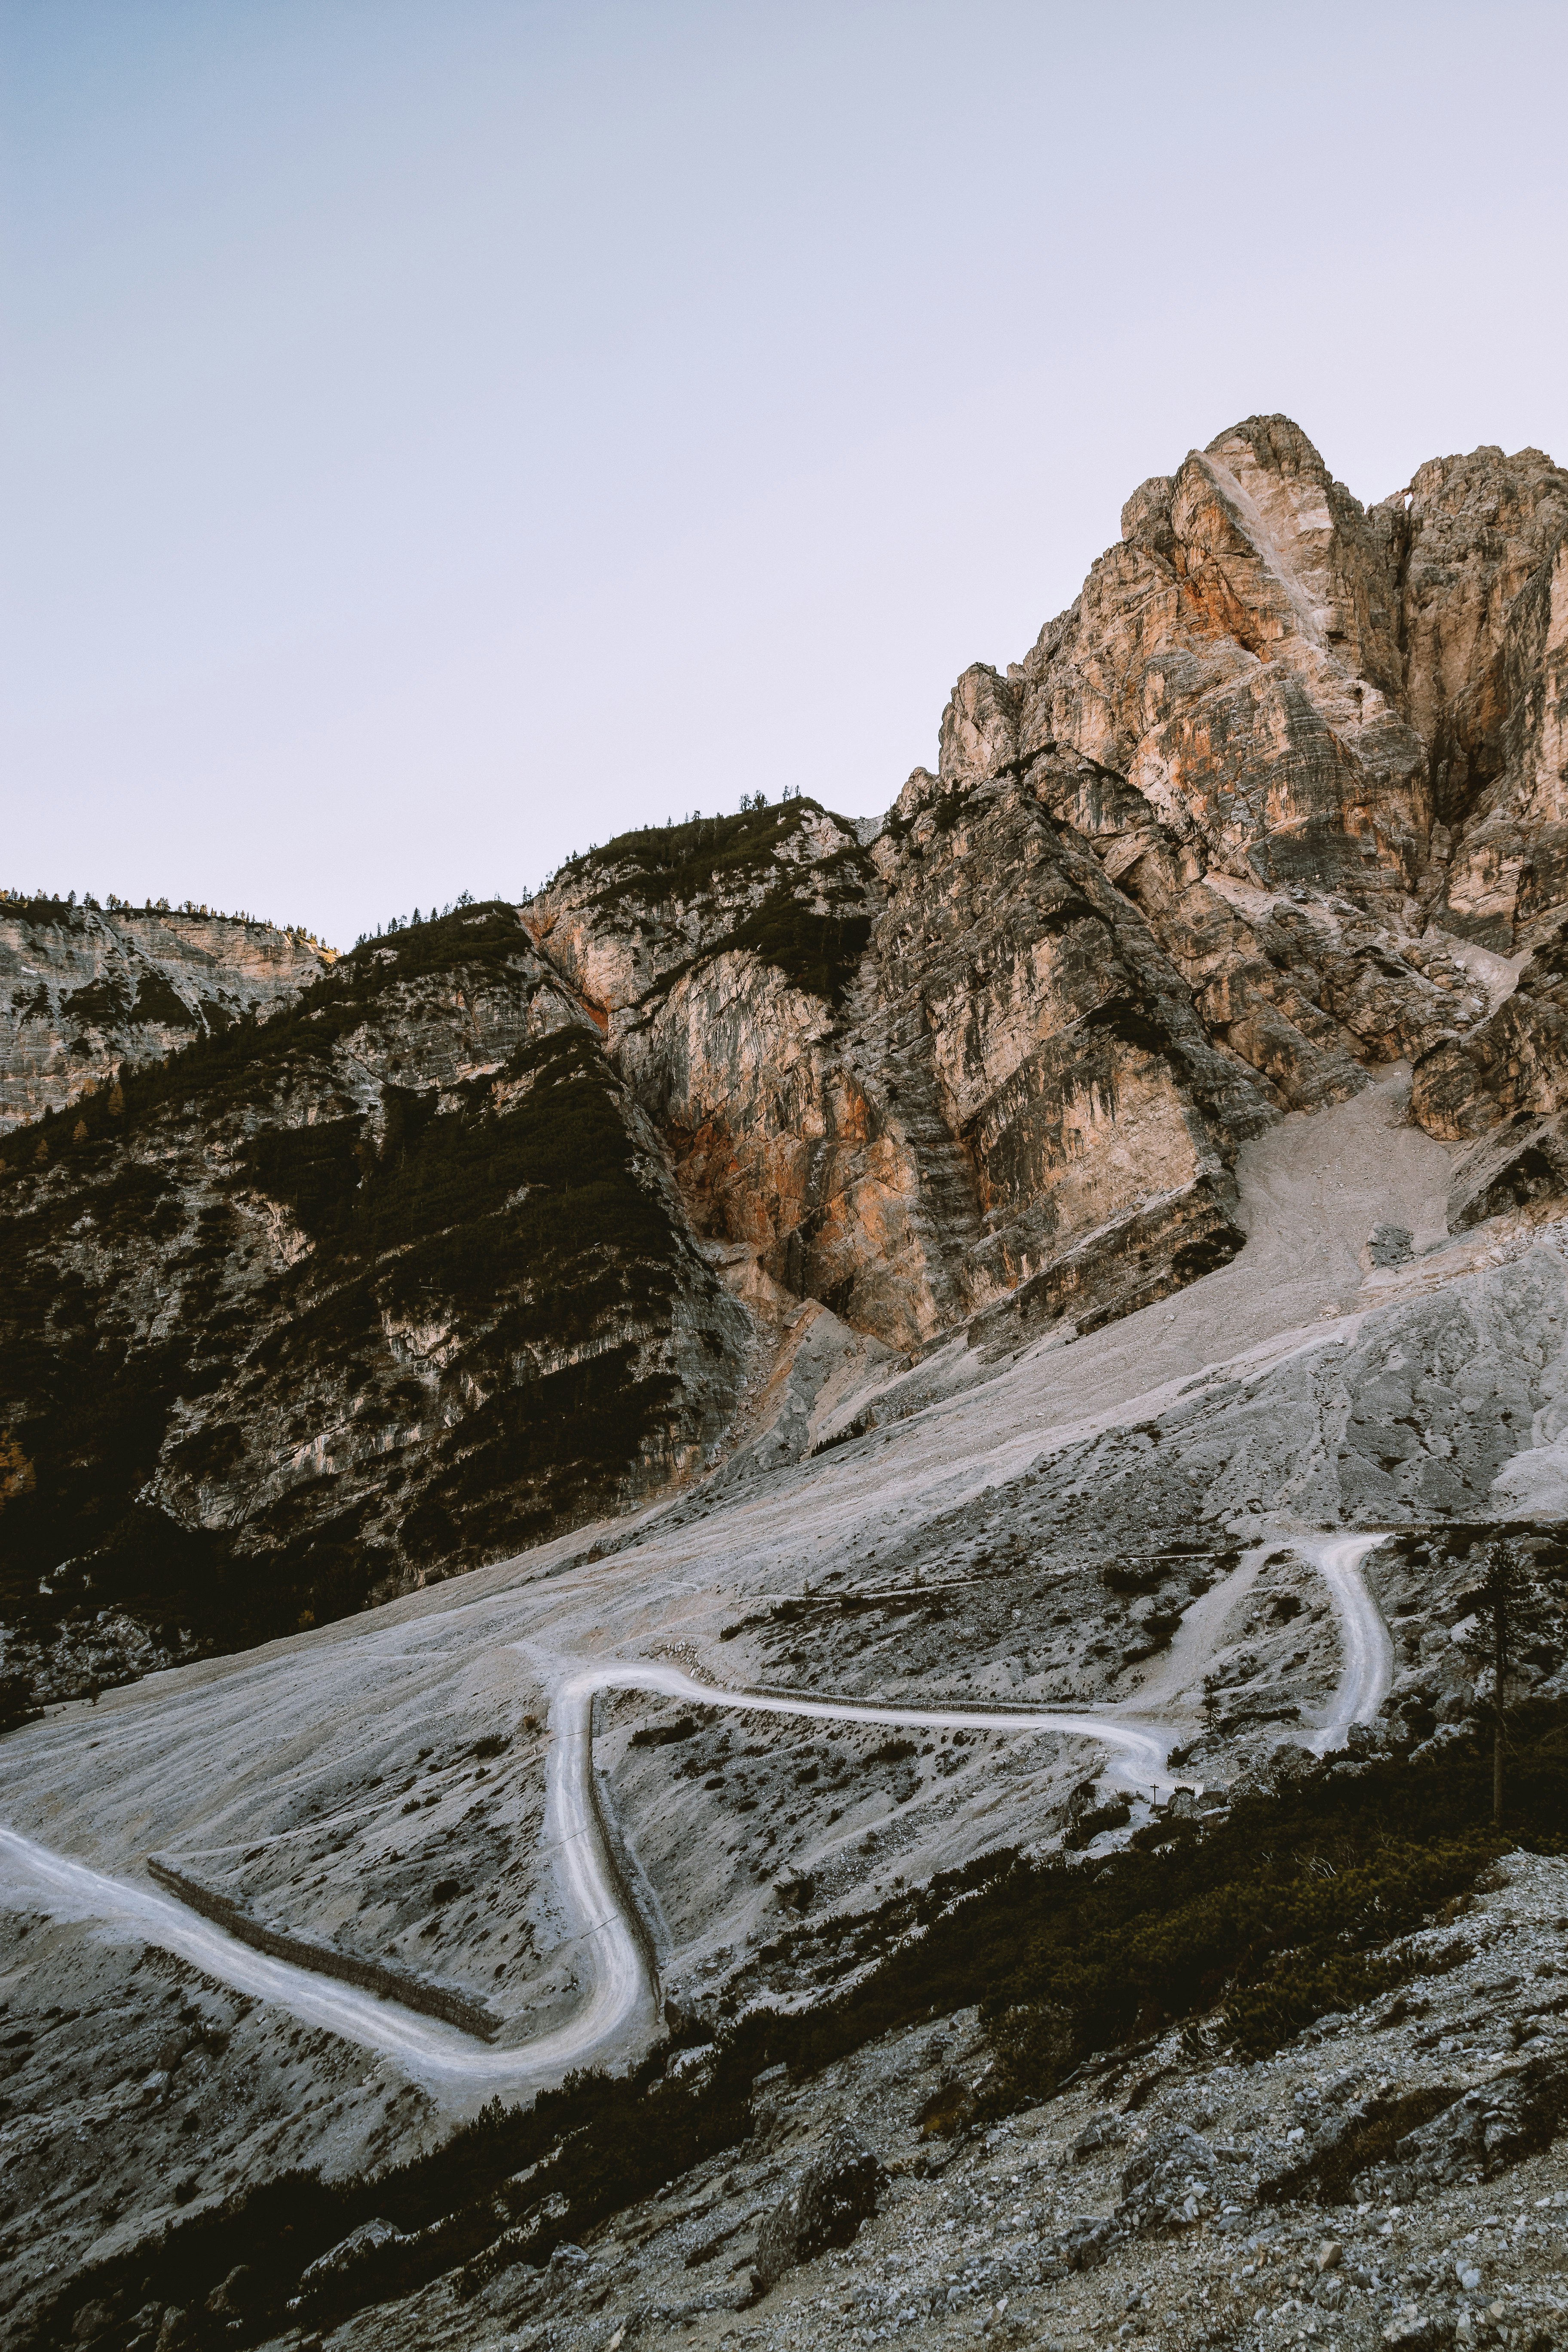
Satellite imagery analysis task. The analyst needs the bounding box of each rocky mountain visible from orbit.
[0,897,331,1134]
[3,413,1567,1708]
[0,906,748,1698]
[7,408,1568,2352]
[526,416,1568,1362]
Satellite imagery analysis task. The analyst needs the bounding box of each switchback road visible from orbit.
[0,1537,1391,2094]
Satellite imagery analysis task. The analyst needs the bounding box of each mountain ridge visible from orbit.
[3,414,1567,1706]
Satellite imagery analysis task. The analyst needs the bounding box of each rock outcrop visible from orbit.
[515,416,1567,1366]
[4,414,1568,1690]
[0,905,748,1693]
[752,2121,886,2288]
[0,897,331,1133]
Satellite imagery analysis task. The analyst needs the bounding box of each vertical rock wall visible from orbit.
[517,414,1568,1361]
[0,900,331,1133]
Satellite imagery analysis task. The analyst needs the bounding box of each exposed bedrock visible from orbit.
[0,902,331,1133]
[518,414,1568,1359]
[5,413,1568,1688]
[0,906,751,1694]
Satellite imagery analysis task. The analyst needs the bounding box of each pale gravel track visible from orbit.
[0,1541,1388,2095]
[1295,1533,1396,1751]
[0,1670,1179,2093]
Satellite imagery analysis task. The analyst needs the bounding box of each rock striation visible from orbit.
[3,415,1568,1691]
[0,898,331,1133]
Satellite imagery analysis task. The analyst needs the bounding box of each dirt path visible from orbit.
[1295,1533,1397,1750]
[0,1539,1389,2094]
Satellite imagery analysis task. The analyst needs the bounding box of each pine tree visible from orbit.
[1452,1540,1562,1819]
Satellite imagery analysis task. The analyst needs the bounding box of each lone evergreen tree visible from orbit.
[1453,1539,1560,1820]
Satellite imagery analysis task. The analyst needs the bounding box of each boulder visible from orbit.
[1057,2213,1117,2270]
[752,2121,885,2289]
[1393,2053,1566,2184]
[1365,1222,1415,1268]
[204,2266,253,2320]
[1380,2317,1454,2350]
[296,2215,407,2295]
[1071,2110,1127,2163]
[1116,2123,1223,2233]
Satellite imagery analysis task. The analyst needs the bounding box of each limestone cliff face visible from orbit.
[525,782,1272,1354]
[1015,419,1430,905]
[0,899,329,1134]
[998,419,1546,1109]
[912,419,1567,1216]
[0,905,748,1696]
[1391,443,1568,943]
[863,767,1271,1325]
[524,805,957,1348]
[7,414,1568,1699]
[506,416,1567,1377]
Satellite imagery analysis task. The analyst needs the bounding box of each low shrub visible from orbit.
[33,1707,1568,2352]
[630,1715,698,1749]
[1260,2084,1457,2207]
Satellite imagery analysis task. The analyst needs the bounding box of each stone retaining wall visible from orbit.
[147,1856,501,2041]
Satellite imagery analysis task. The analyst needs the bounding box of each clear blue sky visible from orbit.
[4,0,1565,947]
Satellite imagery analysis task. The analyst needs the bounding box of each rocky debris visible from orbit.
[324,1850,1568,2352]
[1114,2120,1229,2235]
[1071,2111,1129,2164]
[751,2121,886,2288]
[1378,2056,1568,2192]
[0,1917,438,2351]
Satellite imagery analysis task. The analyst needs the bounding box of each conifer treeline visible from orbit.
[0,888,331,951]
[351,888,486,949]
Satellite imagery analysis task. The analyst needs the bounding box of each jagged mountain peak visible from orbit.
[2,417,1565,1696]
[5,423,1568,2351]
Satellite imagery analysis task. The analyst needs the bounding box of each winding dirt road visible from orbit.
[1295,1534,1397,1752]
[0,1536,1393,2094]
